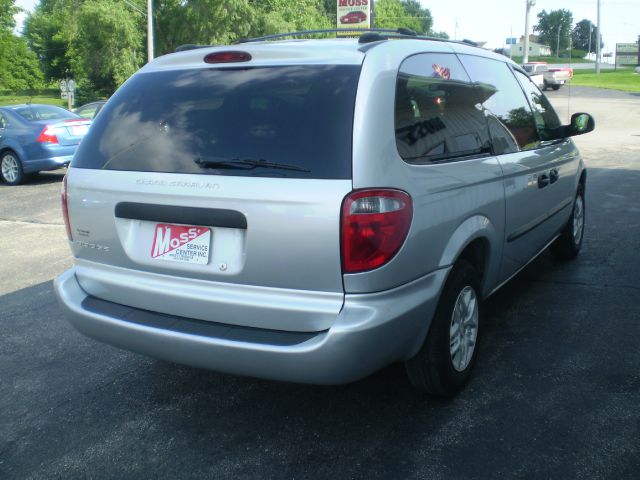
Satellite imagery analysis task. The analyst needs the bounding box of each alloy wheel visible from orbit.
[449,286,479,372]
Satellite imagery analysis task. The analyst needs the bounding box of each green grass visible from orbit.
[570,68,640,92]
[510,55,594,64]
[0,94,66,107]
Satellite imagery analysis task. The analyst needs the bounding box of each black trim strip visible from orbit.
[82,296,319,346]
[507,198,572,242]
[115,202,247,229]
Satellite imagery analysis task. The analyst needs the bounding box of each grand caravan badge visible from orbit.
[151,224,211,265]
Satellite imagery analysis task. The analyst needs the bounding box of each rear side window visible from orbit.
[458,55,540,154]
[395,53,491,163]
[72,65,361,179]
[13,105,76,122]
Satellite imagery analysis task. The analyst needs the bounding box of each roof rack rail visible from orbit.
[235,28,482,49]
[236,28,432,44]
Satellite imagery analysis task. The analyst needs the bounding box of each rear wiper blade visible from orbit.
[240,158,311,172]
[194,157,253,170]
[194,157,310,173]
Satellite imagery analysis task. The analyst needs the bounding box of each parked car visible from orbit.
[340,11,367,24]
[55,31,594,396]
[0,104,92,185]
[522,62,572,90]
[73,100,107,120]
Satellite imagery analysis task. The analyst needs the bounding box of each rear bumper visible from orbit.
[54,267,448,384]
[22,154,73,173]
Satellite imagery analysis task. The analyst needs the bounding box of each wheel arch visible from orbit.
[438,214,501,298]
[0,142,25,162]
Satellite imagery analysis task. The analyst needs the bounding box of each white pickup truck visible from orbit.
[522,62,573,91]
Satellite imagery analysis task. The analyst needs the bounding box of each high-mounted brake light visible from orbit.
[341,189,413,274]
[61,174,73,241]
[37,125,59,144]
[204,51,252,64]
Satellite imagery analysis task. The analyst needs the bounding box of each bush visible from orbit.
[559,49,588,59]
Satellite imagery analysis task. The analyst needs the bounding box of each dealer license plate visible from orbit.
[150,223,211,265]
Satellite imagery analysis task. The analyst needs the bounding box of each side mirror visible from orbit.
[546,112,595,140]
[569,112,595,136]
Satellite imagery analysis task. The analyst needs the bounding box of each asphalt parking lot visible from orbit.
[1,86,639,479]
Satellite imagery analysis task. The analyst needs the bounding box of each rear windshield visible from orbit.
[72,65,361,179]
[13,105,77,122]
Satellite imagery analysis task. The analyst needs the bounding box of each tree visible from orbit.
[399,0,432,34]
[572,19,602,54]
[154,0,254,55]
[72,0,144,94]
[0,0,18,30]
[373,0,440,36]
[533,9,573,55]
[249,0,331,38]
[0,0,43,90]
[23,0,77,81]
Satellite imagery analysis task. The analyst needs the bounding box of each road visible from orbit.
[1,87,639,479]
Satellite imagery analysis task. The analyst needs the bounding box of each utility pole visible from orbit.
[595,0,601,74]
[523,0,536,63]
[556,24,561,60]
[510,26,514,59]
[147,0,154,63]
[587,22,592,60]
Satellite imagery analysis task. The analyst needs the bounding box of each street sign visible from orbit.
[506,37,517,45]
[59,79,76,108]
[615,42,639,66]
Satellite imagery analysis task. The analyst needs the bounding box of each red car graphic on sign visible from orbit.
[340,11,367,24]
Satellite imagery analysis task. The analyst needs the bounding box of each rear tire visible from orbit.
[1,151,25,185]
[550,185,585,261]
[551,84,561,91]
[405,260,483,396]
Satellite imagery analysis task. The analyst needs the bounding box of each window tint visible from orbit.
[72,66,360,179]
[13,105,76,122]
[513,70,562,141]
[395,53,491,163]
[458,55,540,154]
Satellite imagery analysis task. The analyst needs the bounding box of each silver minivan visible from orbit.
[55,31,594,396]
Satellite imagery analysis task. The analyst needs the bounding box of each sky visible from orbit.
[427,0,639,54]
[12,0,640,55]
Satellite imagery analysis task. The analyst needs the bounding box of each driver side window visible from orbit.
[513,70,562,141]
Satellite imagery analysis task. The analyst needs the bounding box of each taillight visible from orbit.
[61,174,72,241]
[37,126,58,144]
[204,51,252,64]
[341,189,413,274]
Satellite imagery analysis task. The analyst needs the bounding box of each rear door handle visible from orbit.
[549,168,559,184]
[537,173,550,189]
